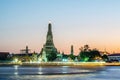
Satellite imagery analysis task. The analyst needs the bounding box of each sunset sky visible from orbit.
[0,0,120,54]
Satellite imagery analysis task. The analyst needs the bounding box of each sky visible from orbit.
[0,0,120,54]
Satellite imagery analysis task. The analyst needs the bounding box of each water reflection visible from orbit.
[1,65,119,80]
[14,65,18,70]
[0,65,105,75]
[14,65,18,75]
[38,67,43,74]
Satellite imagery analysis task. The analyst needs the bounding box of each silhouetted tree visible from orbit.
[89,49,101,61]
[69,53,76,60]
[47,50,57,61]
[79,45,102,62]
[102,54,109,61]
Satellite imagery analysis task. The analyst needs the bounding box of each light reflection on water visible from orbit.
[0,65,120,80]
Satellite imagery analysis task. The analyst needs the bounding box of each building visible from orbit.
[13,46,32,57]
[39,22,58,61]
[20,46,31,54]
[108,53,120,62]
[12,46,37,62]
[0,52,10,60]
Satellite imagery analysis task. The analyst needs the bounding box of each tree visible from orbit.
[89,49,101,61]
[69,53,76,60]
[79,45,102,62]
[47,50,57,61]
[83,45,90,51]
[80,51,90,61]
[102,54,109,61]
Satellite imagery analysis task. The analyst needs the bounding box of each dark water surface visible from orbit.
[0,65,120,80]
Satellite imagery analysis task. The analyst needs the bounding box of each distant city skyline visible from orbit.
[0,0,120,54]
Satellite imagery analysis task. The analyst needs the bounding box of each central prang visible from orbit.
[39,22,58,62]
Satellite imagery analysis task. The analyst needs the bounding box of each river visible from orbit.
[0,65,120,80]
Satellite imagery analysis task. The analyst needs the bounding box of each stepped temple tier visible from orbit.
[39,22,58,62]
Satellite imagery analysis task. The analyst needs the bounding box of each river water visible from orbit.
[0,65,120,80]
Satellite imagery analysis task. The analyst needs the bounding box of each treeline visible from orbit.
[62,45,109,62]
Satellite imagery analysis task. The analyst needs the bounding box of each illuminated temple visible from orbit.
[39,22,58,62]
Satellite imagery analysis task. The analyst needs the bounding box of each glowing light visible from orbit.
[84,57,89,62]
[13,58,18,63]
[38,72,43,75]
[14,65,18,70]
[14,65,19,75]
[49,20,51,24]
[62,72,67,74]
[38,67,43,74]
[62,59,68,62]
[14,72,18,75]
[38,58,42,62]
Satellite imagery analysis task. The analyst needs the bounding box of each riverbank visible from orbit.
[0,62,120,66]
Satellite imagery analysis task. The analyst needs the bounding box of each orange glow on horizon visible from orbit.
[1,43,120,55]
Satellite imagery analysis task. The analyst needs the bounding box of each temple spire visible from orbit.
[71,45,74,54]
[48,21,52,31]
[45,22,54,46]
[40,22,58,61]
[48,22,52,33]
